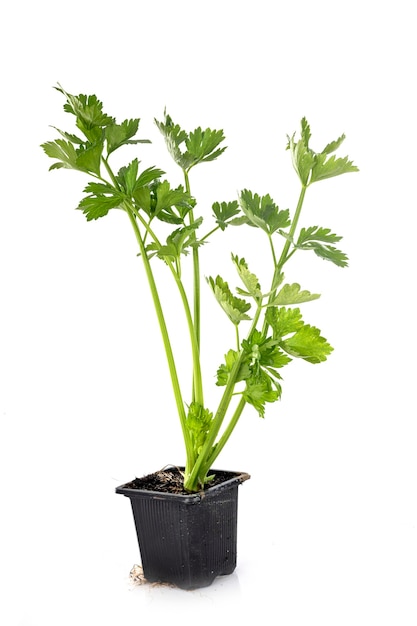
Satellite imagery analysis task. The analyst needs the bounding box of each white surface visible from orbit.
[1,1,416,624]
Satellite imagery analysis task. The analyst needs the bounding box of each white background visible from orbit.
[1,1,416,624]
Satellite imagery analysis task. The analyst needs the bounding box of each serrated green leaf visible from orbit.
[281,324,333,363]
[155,111,187,165]
[116,158,139,195]
[266,306,304,340]
[105,118,150,155]
[301,117,311,148]
[310,153,359,184]
[133,179,192,223]
[83,181,115,196]
[216,349,251,387]
[321,133,346,155]
[231,255,262,300]
[212,201,240,230]
[242,332,291,370]
[77,195,122,221]
[41,139,78,171]
[310,243,349,267]
[238,190,291,234]
[243,372,280,417]
[154,181,192,218]
[51,126,84,145]
[287,119,358,186]
[136,165,165,188]
[56,85,114,133]
[271,283,320,305]
[295,226,348,267]
[75,141,103,175]
[133,187,152,215]
[207,276,251,325]
[186,402,213,456]
[155,111,226,171]
[153,218,203,263]
[186,126,226,166]
[297,226,342,246]
[287,132,315,185]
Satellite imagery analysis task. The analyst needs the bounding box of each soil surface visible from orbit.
[122,466,239,495]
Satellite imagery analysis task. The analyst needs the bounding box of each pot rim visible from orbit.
[115,466,250,503]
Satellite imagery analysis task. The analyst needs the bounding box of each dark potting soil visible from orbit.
[123,466,236,495]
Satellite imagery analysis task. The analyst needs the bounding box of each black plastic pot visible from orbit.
[116,467,250,590]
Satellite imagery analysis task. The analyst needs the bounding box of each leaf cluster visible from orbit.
[186,402,214,458]
[216,306,332,416]
[237,190,291,234]
[155,111,226,173]
[287,117,358,187]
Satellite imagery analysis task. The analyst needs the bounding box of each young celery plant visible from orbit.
[42,87,358,492]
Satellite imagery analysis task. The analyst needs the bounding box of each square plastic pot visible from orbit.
[116,467,250,590]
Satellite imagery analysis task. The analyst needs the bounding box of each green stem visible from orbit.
[184,169,201,381]
[200,225,220,243]
[124,203,193,461]
[171,269,204,407]
[276,184,307,270]
[262,184,307,334]
[129,203,204,407]
[204,396,247,470]
[268,234,277,267]
[102,157,120,189]
[184,306,262,491]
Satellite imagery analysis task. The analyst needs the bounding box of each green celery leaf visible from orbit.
[116,158,139,194]
[136,165,165,188]
[242,332,291,371]
[133,179,192,224]
[75,141,103,176]
[133,187,152,215]
[232,255,262,300]
[185,126,226,166]
[51,126,84,145]
[116,160,164,196]
[155,111,226,171]
[155,218,203,263]
[41,139,78,171]
[287,131,315,186]
[212,201,240,230]
[77,194,122,221]
[243,372,280,418]
[287,118,358,186]
[207,276,251,325]
[301,117,312,148]
[154,181,193,220]
[310,152,359,184]
[56,86,114,133]
[186,402,213,456]
[83,181,116,195]
[295,226,348,267]
[310,244,349,267]
[266,306,304,340]
[297,226,343,246]
[321,133,346,155]
[281,324,333,363]
[216,349,251,387]
[155,112,187,165]
[271,283,320,305]
[105,118,150,155]
[238,190,291,234]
